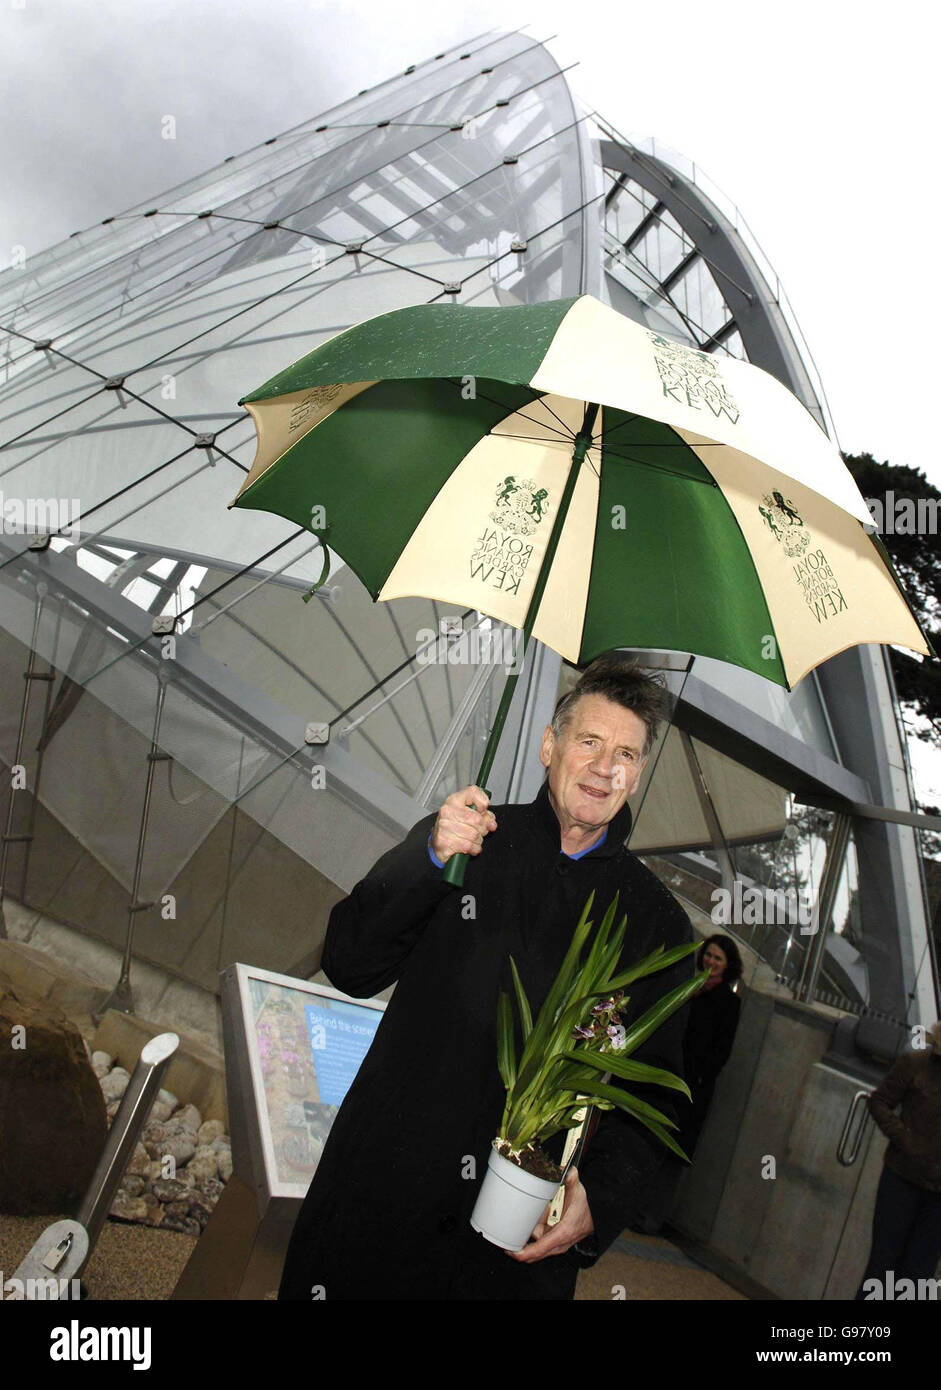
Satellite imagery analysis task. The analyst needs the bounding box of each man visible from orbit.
[278,653,695,1300]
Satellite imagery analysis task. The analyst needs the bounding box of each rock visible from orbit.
[148,1100,174,1123]
[156,1088,178,1111]
[110,1190,148,1222]
[145,1160,165,1184]
[125,1142,151,1177]
[140,1193,165,1227]
[142,1118,168,1140]
[100,1067,130,1102]
[91,1050,112,1077]
[161,1117,203,1141]
[164,1200,191,1222]
[211,1135,231,1153]
[173,1103,202,1135]
[195,1177,224,1203]
[0,974,109,1216]
[162,1214,201,1236]
[197,1119,225,1146]
[152,1177,190,1204]
[106,1100,121,1123]
[120,1175,145,1198]
[188,1157,218,1185]
[217,1150,233,1183]
[187,1190,217,1223]
[157,1135,196,1168]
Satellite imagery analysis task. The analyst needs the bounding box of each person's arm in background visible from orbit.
[322,785,496,997]
[868,1053,914,1149]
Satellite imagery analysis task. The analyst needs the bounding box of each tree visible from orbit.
[842,453,940,745]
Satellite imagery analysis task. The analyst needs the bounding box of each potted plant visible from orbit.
[470,890,707,1251]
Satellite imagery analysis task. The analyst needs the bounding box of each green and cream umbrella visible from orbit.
[230,294,932,883]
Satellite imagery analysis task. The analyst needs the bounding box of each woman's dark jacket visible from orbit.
[278,781,695,1301]
[682,979,741,1095]
[869,1047,941,1193]
[676,978,741,1156]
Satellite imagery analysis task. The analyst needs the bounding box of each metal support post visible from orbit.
[680,727,736,895]
[93,668,170,1021]
[0,581,55,938]
[796,811,851,1005]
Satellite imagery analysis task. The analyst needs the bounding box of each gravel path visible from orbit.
[0,1212,195,1300]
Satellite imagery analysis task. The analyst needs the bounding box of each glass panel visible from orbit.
[603,173,658,250]
[631,208,691,286]
[719,327,746,360]
[691,656,839,761]
[670,258,730,341]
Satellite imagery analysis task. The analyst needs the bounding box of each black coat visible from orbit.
[278,781,695,1301]
[676,980,741,1155]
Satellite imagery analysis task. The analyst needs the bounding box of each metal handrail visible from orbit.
[75,1032,179,1251]
[836,1088,872,1167]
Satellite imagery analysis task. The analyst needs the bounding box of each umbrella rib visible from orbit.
[598,446,720,487]
[593,412,642,441]
[485,413,573,442]
[490,432,576,449]
[440,377,576,443]
[602,432,729,447]
[523,392,580,437]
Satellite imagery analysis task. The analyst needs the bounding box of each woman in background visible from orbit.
[632,933,742,1233]
[677,934,743,1158]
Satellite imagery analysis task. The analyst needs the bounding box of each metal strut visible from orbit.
[93,668,170,1020]
[0,581,58,938]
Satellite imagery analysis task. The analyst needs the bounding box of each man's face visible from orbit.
[539,693,649,834]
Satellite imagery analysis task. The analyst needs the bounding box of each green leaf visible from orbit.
[615,1104,690,1162]
[580,893,622,991]
[583,1079,678,1130]
[512,891,596,1096]
[508,956,532,1042]
[560,1048,691,1100]
[496,989,516,1090]
[620,969,710,1058]
[604,939,700,992]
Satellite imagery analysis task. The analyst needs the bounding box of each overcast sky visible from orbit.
[3,0,939,799]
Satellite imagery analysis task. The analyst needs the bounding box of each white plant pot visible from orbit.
[470,1141,561,1252]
